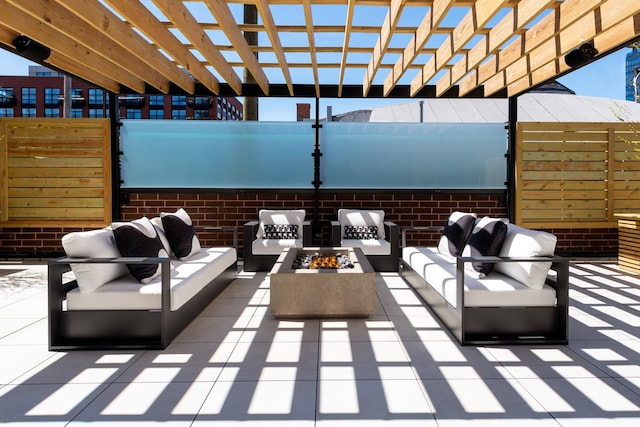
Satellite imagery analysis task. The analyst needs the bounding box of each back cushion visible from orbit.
[338,209,385,239]
[257,209,305,239]
[437,211,476,257]
[494,224,557,289]
[61,228,129,292]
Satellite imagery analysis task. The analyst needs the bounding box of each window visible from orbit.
[21,108,36,117]
[45,108,60,118]
[126,109,142,119]
[149,95,164,108]
[88,88,104,105]
[0,87,14,102]
[193,110,210,119]
[89,108,104,118]
[171,96,186,108]
[172,109,186,120]
[0,108,14,117]
[21,87,36,106]
[45,88,61,106]
[149,109,164,119]
[71,108,83,118]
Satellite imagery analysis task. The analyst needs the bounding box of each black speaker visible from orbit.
[12,35,51,62]
[564,42,598,68]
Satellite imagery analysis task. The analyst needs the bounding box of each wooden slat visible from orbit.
[338,0,355,96]
[104,0,220,95]
[383,0,454,96]
[57,0,194,94]
[151,0,242,95]
[9,187,104,198]
[204,0,270,95]
[411,0,509,97]
[9,198,104,208]
[363,0,406,96]
[256,0,293,95]
[302,0,320,97]
[0,1,146,93]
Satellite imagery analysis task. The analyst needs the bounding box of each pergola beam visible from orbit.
[302,0,321,97]
[104,0,221,95]
[255,0,293,95]
[338,0,355,96]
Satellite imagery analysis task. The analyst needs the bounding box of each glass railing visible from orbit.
[120,120,506,189]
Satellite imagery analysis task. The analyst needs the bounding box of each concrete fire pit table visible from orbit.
[269,247,375,318]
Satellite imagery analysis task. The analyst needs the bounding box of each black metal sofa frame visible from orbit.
[48,227,238,350]
[401,228,569,345]
[330,221,400,272]
[243,220,312,271]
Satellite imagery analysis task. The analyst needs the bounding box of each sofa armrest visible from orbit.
[196,226,238,248]
[303,220,313,246]
[48,256,173,310]
[330,221,341,247]
[401,226,443,248]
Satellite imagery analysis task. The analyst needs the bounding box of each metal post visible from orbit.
[312,97,323,244]
[63,75,72,118]
[507,96,518,222]
[108,91,122,221]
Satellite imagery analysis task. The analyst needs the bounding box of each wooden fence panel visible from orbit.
[0,118,111,227]
[517,122,640,229]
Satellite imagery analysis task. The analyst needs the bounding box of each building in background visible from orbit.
[0,66,242,120]
[625,45,640,102]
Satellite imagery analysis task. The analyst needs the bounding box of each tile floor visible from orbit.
[1,260,640,426]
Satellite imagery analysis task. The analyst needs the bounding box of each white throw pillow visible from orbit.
[494,224,557,289]
[338,209,385,239]
[61,227,129,292]
[257,209,306,239]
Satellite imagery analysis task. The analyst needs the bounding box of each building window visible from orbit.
[45,108,60,118]
[45,88,61,106]
[71,108,83,118]
[88,88,104,106]
[126,109,142,119]
[193,110,210,119]
[171,96,186,109]
[149,109,164,119]
[149,95,164,108]
[22,108,36,117]
[89,108,104,118]
[172,109,186,120]
[21,87,36,106]
[0,108,14,117]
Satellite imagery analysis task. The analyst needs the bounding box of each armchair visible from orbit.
[330,209,399,272]
[243,209,312,271]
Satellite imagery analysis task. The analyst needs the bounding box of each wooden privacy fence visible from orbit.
[516,122,640,229]
[0,118,111,227]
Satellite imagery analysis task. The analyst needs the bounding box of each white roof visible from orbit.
[360,94,640,123]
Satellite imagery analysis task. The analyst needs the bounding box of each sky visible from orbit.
[0,45,633,121]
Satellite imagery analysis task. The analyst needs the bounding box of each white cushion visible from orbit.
[340,239,391,255]
[494,224,557,290]
[61,227,129,293]
[66,247,237,311]
[257,209,305,240]
[338,209,385,239]
[252,238,303,254]
[402,247,557,308]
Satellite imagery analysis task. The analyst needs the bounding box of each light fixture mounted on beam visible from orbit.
[564,42,598,68]
[12,35,51,62]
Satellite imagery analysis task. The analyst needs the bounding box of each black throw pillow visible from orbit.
[437,212,476,257]
[463,217,508,276]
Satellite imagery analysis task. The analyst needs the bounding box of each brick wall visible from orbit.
[0,190,618,258]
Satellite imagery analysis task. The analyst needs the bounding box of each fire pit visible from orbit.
[269,247,375,318]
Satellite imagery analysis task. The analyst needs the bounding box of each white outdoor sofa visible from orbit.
[48,211,237,350]
[401,213,569,345]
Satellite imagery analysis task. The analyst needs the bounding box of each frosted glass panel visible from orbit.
[321,122,506,189]
[120,120,314,188]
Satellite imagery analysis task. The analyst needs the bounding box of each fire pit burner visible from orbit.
[292,252,354,269]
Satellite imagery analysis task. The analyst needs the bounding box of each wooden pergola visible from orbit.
[0,0,638,98]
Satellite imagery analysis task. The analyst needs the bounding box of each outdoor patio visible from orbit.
[2,259,640,426]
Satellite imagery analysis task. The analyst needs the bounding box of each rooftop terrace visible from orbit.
[2,260,640,426]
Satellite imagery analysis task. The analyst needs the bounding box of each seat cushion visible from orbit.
[402,247,556,308]
[252,238,303,254]
[338,209,385,239]
[257,209,306,240]
[340,238,391,255]
[66,247,237,311]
